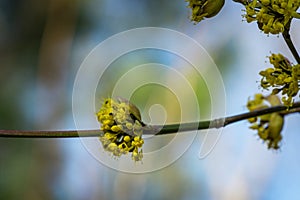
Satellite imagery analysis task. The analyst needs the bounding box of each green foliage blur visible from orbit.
[0,0,236,199]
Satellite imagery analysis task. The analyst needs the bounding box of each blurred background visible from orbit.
[1,0,300,199]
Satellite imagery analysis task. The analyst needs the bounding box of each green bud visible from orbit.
[267,113,284,149]
[202,0,225,18]
[186,0,225,23]
[265,95,281,106]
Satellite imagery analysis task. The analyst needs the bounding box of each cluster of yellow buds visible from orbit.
[96,98,144,161]
[243,0,300,34]
[259,53,300,106]
[186,0,225,23]
[247,94,284,149]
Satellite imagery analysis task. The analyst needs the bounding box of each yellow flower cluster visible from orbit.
[247,94,284,149]
[244,0,300,34]
[186,0,225,23]
[96,98,144,161]
[259,53,300,106]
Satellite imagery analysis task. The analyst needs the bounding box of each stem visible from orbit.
[1,102,300,138]
[0,129,101,138]
[283,28,300,64]
[146,101,300,135]
[291,12,300,19]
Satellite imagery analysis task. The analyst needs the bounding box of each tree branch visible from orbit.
[1,102,299,138]
[283,28,300,64]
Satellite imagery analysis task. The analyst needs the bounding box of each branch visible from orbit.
[146,101,300,135]
[283,27,300,64]
[0,129,100,138]
[1,102,300,138]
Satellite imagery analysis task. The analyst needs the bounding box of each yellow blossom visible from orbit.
[259,53,300,106]
[243,0,300,34]
[96,98,145,161]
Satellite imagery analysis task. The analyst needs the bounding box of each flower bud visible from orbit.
[268,113,284,149]
[186,0,225,23]
[202,0,225,18]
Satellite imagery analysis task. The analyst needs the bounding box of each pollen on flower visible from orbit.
[247,94,284,149]
[96,98,145,161]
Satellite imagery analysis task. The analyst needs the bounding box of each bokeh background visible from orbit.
[1,0,300,199]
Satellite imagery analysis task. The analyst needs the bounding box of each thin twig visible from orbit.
[0,129,101,138]
[145,101,300,135]
[0,102,299,138]
[283,27,300,64]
